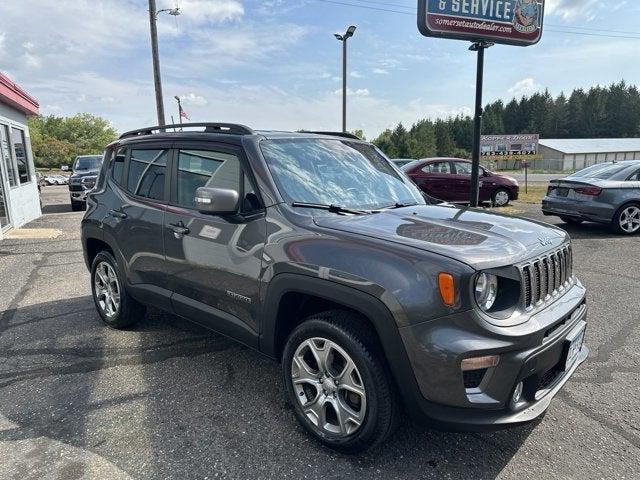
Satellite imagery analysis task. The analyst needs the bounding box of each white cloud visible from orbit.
[179,93,208,106]
[373,68,389,75]
[545,0,602,20]
[333,88,370,97]
[350,71,363,79]
[166,0,244,24]
[508,78,541,97]
[22,52,41,69]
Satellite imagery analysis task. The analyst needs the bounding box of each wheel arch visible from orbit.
[260,273,423,408]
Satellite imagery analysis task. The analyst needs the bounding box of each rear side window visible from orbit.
[126,149,168,200]
[423,162,451,174]
[111,147,126,184]
[176,149,240,208]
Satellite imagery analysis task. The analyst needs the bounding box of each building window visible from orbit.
[11,128,31,185]
[0,124,17,187]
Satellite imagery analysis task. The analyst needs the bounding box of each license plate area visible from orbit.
[555,187,570,197]
[562,321,586,371]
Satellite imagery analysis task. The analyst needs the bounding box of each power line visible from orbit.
[313,0,640,39]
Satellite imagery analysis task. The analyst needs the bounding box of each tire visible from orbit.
[491,188,511,207]
[612,203,640,235]
[90,251,145,329]
[282,310,399,453]
[560,216,583,225]
[71,199,85,211]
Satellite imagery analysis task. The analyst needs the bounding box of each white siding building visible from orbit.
[539,138,640,172]
[0,73,41,239]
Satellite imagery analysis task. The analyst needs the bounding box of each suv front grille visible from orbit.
[520,245,573,310]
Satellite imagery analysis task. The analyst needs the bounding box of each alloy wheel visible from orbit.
[94,261,121,318]
[291,337,366,436]
[619,206,640,233]
[494,190,510,207]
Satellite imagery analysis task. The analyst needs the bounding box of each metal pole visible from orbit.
[342,39,347,133]
[177,97,182,125]
[148,0,166,126]
[469,41,492,208]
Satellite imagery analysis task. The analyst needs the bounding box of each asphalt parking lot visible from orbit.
[0,185,639,479]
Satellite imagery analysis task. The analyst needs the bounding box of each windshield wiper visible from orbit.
[380,202,420,210]
[291,202,371,215]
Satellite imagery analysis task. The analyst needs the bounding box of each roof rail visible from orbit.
[303,131,362,140]
[119,122,254,140]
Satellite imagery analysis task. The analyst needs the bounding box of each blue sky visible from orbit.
[1,0,639,138]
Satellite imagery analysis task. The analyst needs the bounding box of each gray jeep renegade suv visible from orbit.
[81,123,588,453]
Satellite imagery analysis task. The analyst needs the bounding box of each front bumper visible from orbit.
[69,184,92,202]
[542,195,613,224]
[397,281,588,429]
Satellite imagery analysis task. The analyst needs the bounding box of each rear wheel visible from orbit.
[560,216,583,225]
[91,251,145,328]
[492,188,511,207]
[282,311,399,453]
[613,204,640,235]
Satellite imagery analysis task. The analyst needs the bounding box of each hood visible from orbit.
[313,204,568,270]
[70,169,100,179]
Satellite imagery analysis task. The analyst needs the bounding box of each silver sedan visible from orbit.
[542,160,640,235]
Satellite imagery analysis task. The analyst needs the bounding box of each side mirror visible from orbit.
[195,187,239,215]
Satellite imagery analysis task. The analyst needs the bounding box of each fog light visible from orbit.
[512,381,524,404]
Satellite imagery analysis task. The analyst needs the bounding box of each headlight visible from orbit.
[475,273,498,311]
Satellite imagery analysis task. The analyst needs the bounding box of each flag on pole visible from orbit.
[179,104,190,120]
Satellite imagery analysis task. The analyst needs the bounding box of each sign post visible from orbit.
[417,0,545,207]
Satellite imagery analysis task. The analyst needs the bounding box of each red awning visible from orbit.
[0,72,39,116]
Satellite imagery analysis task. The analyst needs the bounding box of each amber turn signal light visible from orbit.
[461,355,500,372]
[438,272,456,306]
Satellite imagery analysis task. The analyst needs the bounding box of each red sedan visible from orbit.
[402,158,519,206]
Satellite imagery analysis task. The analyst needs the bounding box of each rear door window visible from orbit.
[111,147,126,184]
[422,162,451,174]
[126,149,168,201]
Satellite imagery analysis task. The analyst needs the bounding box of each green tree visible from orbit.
[28,113,118,168]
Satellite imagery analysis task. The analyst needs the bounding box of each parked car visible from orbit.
[542,160,640,234]
[82,124,588,453]
[43,174,68,185]
[391,158,415,168]
[69,155,103,211]
[402,158,519,206]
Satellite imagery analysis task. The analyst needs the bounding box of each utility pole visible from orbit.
[147,1,180,127]
[334,26,357,133]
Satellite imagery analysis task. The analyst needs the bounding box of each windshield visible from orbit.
[73,155,102,171]
[260,139,425,210]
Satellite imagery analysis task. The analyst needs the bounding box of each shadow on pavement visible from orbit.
[0,296,536,479]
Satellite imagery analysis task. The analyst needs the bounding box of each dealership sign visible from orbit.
[418,0,545,46]
[481,134,539,156]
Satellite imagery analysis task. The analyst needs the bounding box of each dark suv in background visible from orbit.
[69,154,103,211]
[81,123,588,452]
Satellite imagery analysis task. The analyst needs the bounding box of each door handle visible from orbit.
[109,209,128,219]
[169,222,190,236]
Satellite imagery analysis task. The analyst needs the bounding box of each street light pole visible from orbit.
[147,1,180,128]
[174,96,182,126]
[335,25,357,133]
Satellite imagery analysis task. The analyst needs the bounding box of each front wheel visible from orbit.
[282,311,399,453]
[492,188,511,207]
[613,204,640,235]
[71,199,85,211]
